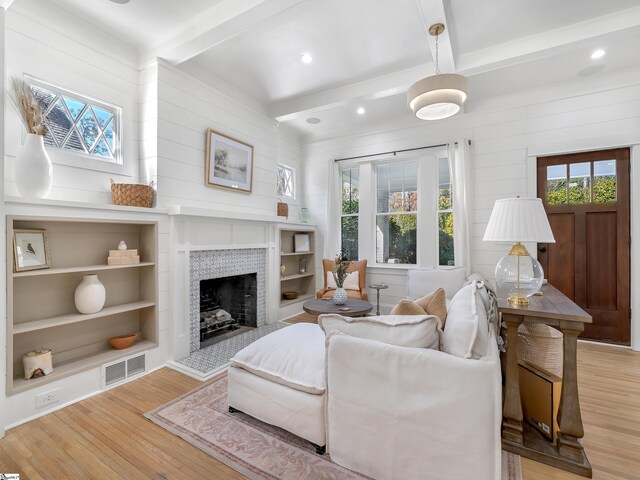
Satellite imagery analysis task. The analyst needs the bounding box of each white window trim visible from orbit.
[24,75,128,176]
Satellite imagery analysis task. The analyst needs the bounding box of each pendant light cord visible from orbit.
[434,29,440,75]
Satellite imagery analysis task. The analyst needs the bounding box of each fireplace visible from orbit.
[199,273,257,347]
[189,248,266,352]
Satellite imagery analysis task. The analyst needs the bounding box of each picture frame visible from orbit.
[13,228,50,272]
[205,128,254,193]
[294,233,310,253]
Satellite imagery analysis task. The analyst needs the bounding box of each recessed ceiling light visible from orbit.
[357,107,365,115]
[591,49,605,59]
[301,53,313,64]
[306,117,321,124]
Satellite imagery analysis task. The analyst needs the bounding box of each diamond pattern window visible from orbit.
[277,165,295,199]
[28,78,121,163]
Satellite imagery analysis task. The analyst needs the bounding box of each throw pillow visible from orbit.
[318,313,441,350]
[326,270,360,291]
[390,299,426,315]
[415,288,448,327]
[441,282,489,359]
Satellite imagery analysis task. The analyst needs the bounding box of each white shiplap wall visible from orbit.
[4,1,141,203]
[155,61,301,214]
[303,66,640,314]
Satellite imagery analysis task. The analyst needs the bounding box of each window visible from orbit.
[277,164,295,198]
[340,167,359,260]
[375,161,417,264]
[546,160,617,205]
[437,157,454,266]
[28,77,121,163]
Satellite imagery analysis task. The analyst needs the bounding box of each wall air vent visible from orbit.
[102,353,146,388]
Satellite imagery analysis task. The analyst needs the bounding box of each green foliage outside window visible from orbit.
[547,176,616,205]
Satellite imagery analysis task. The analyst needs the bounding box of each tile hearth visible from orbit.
[174,323,287,378]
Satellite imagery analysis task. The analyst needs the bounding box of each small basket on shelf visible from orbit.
[110,179,155,208]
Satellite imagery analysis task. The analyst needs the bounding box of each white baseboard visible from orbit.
[166,360,229,381]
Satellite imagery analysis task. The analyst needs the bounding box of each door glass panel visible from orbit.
[569,162,591,204]
[593,160,617,203]
[546,164,567,205]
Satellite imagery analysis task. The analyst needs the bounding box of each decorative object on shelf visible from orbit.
[13,228,50,272]
[108,333,137,350]
[294,233,310,252]
[299,207,310,223]
[369,283,389,315]
[107,248,140,265]
[118,240,127,250]
[299,258,307,273]
[332,251,349,305]
[407,24,469,120]
[9,77,53,199]
[282,291,298,300]
[280,264,286,277]
[22,348,53,380]
[74,274,106,314]
[110,179,155,208]
[483,197,555,306]
[277,200,289,218]
[205,128,254,193]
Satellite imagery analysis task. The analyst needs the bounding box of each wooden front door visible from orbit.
[537,148,630,344]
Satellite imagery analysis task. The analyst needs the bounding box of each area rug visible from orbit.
[146,374,522,480]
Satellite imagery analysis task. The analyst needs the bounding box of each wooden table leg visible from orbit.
[557,323,587,464]
[502,313,524,444]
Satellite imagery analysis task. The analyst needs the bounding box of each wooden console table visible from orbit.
[499,283,592,477]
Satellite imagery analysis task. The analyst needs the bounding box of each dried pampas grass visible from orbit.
[8,76,47,135]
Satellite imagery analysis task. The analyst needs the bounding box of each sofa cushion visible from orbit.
[408,268,466,301]
[442,282,489,359]
[326,270,360,291]
[230,323,326,395]
[390,299,426,315]
[391,288,448,326]
[319,313,441,349]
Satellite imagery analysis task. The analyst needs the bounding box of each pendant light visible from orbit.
[407,23,469,120]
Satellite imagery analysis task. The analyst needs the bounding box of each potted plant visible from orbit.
[9,77,52,199]
[333,251,350,305]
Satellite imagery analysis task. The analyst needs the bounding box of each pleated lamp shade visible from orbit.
[483,198,556,243]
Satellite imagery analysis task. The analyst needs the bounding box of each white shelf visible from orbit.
[11,340,157,394]
[280,251,314,257]
[14,301,157,334]
[13,262,155,278]
[280,273,314,281]
[280,294,313,307]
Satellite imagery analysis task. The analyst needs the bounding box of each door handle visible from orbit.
[538,246,547,253]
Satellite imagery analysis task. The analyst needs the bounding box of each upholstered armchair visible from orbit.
[316,258,368,300]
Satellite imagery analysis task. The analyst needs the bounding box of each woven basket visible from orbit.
[517,322,563,378]
[111,179,154,208]
[277,201,289,218]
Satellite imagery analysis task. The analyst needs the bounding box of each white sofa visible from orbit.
[228,279,502,480]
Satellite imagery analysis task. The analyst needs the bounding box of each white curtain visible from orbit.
[448,140,472,274]
[324,158,340,259]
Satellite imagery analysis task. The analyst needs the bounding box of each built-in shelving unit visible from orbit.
[6,217,158,395]
[279,227,316,307]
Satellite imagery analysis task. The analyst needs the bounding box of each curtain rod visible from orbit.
[334,140,472,163]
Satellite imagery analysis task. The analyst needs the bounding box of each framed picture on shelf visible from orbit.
[294,233,310,253]
[13,228,50,272]
[205,128,254,193]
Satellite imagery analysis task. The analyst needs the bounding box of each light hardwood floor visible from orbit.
[1,323,638,479]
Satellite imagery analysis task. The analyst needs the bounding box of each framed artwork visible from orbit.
[294,234,311,253]
[205,128,254,193]
[13,228,50,272]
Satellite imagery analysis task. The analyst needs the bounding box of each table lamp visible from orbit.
[483,198,555,306]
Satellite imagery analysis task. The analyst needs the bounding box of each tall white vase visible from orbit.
[15,133,53,199]
[75,275,106,314]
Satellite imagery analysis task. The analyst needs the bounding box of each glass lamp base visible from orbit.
[495,244,544,304]
[507,293,530,306]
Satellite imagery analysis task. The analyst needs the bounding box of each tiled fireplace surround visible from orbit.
[189,248,267,353]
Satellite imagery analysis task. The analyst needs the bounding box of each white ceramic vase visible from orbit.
[75,274,106,314]
[15,133,53,199]
[333,287,347,305]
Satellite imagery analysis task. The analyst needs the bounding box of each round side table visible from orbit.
[368,283,388,315]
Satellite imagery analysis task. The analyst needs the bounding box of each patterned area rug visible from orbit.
[146,374,523,480]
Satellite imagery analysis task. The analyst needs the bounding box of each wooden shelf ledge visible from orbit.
[13,262,155,278]
[280,273,314,281]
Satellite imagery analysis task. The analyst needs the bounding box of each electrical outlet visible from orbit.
[36,388,59,408]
